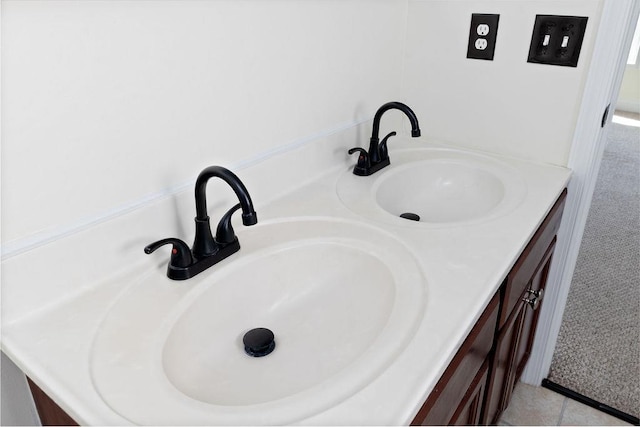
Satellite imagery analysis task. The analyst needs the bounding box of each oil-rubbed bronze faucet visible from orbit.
[348,102,421,176]
[145,166,258,280]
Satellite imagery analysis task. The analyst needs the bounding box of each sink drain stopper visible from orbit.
[400,212,421,221]
[243,327,276,357]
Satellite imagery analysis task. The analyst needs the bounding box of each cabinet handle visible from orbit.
[523,296,539,311]
[526,288,544,300]
[524,288,544,311]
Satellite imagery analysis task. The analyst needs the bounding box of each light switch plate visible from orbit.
[467,13,500,60]
[527,15,588,67]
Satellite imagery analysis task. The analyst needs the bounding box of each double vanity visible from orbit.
[1,106,571,425]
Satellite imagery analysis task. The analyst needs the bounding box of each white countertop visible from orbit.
[1,139,571,425]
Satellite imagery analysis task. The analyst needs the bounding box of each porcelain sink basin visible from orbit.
[337,147,527,227]
[91,218,426,425]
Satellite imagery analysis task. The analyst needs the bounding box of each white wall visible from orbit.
[403,0,603,166]
[617,65,640,112]
[1,0,408,251]
[1,0,608,255]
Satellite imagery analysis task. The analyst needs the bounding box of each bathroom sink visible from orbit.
[91,218,426,425]
[337,147,527,227]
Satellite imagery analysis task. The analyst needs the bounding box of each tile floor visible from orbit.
[498,382,633,426]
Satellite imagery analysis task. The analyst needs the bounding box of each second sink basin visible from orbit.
[337,147,527,227]
[90,218,426,425]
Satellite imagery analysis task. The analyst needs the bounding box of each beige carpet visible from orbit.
[548,118,640,419]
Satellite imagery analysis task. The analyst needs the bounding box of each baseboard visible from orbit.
[541,379,639,425]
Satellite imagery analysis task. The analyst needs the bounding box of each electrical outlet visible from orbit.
[527,15,588,67]
[477,24,490,36]
[467,13,500,60]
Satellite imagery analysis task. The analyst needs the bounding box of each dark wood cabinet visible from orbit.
[27,378,78,426]
[412,292,499,425]
[485,188,566,425]
[450,360,490,426]
[414,189,567,426]
[484,236,558,424]
[514,238,556,381]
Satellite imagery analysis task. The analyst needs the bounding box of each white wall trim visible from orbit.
[521,0,640,385]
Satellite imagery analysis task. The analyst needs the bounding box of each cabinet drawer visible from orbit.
[412,292,499,425]
[499,189,566,328]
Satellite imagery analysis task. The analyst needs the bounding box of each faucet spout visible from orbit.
[192,166,257,259]
[195,166,258,225]
[370,101,421,143]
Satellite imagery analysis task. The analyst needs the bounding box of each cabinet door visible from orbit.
[484,238,557,425]
[450,360,490,426]
[412,293,499,426]
[513,237,556,381]
[484,300,526,425]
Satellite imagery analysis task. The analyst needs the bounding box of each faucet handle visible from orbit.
[144,238,193,268]
[348,147,371,175]
[215,204,241,245]
[378,131,397,161]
